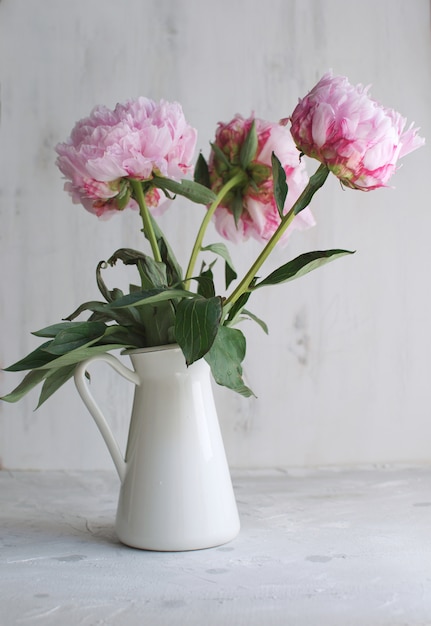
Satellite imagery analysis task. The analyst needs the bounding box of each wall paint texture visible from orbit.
[1,0,430,469]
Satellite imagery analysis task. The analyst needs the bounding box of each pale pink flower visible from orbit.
[55,98,197,218]
[289,71,425,190]
[209,114,314,244]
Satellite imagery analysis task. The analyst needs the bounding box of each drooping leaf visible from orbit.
[2,340,138,408]
[152,176,217,205]
[272,152,288,218]
[1,369,48,403]
[175,296,222,365]
[96,260,118,303]
[254,249,355,288]
[106,248,168,289]
[106,247,147,266]
[240,120,258,169]
[204,326,254,397]
[4,341,57,372]
[36,365,76,408]
[64,300,108,321]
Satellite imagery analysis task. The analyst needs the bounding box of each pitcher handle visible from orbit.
[74,353,140,483]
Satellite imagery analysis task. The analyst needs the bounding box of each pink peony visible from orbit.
[55,98,197,218]
[209,114,314,244]
[289,71,425,190]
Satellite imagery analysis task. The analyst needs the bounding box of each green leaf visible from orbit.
[149,302,176,346]
[210,142,231,170]
[116,179,132,210]
[225,263,237,291]
[96,260,118,303]
[92,324,140,346]
[293,163,329,215]
[108,287,195,309]
[194,152,211,188]
[240,120,258,169]
[232,191,243,227]
[240,309,269,334]
[4,341,57,371]
[65,299,142,328]
[224,290,251,326]
[175,296,222,365]
[107,248,168,289]
[204,326,254,397]
[152,176,217,205]
[131,299,176,347]
[195,271,216,299]
[272,152,288,218]
[254,249,355,288]
[2,345,125,407]
[36,343,131,370]
[106,247,148,267]
[1,328,141,406]
[149,214,184,284]
[201,243,237,290]
[36,365,76,408]
[1,369,48,403]
[32,321,84,338]
[249,162,272,186]
[43,322,107,355]
[64,300,108,321]
[137,258,168,289]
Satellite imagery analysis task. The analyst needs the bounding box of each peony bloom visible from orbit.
[208,114,314,244]
[55,98,197,218]
[288,71,425,190]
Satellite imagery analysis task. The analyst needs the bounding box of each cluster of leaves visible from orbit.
[2,156,353,408]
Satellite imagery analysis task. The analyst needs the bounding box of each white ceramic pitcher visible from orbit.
[74,344,240,551]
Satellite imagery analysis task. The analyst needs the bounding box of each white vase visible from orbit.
[74,344,240,551]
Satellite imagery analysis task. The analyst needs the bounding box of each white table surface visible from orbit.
[1,466,431,626]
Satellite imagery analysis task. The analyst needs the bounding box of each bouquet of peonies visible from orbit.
[1,72,424,406]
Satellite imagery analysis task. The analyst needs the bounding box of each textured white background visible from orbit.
[0,0,430,470]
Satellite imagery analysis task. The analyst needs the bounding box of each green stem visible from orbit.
[130,179,162,263]
[184,171,246,288]
[224,163,329,309]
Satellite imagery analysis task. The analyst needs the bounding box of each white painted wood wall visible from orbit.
[1,0,430,470]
